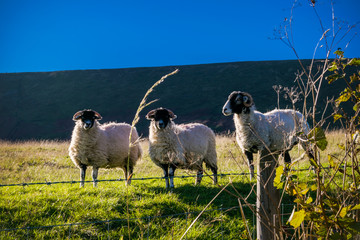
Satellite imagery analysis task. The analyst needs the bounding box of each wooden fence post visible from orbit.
[256,149,281,240]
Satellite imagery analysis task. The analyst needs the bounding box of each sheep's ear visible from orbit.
[168,110,177,120]
[73,110,84,121]
[146,110,156,120]
[242,93,253,107]
[93,111,102,120]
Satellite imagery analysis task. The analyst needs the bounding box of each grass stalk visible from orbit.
[125,69,179,239]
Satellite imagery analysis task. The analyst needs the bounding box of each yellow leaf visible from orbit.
[273,165,284,189]
[288,209,306,228]
[340,206,350,218]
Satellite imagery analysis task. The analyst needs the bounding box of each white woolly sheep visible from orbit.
[222,91,313,179]
[145,108,218,189]
[69,109,142,187]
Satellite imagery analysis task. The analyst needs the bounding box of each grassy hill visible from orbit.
[0,60,345,140]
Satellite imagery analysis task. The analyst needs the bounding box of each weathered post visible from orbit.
[256,149,281,240]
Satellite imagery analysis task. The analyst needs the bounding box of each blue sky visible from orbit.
[0,0,359,73]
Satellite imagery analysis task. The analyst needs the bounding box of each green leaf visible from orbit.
[309,157,319,169]
[346,221,360,235]
[353,103,359,112]
[306,197,313,204]
[351,204,360,211]
[316,226,328,237]
[297,183,309,196]
[328,155,335,168]
[340,206,350,218]
[336,89,352,105]
[348,58,360,66]
[350,73,360,84]
[338,144,346,150]
[328,63,338,72]
[274,165,284,189]
[309,127,328,151]
[289,209,306,228]
[327,73,340,84]
[333,114,343,122]
[334,49,344,57]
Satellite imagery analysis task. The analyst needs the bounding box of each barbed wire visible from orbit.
[0,172,250,187]
[0,167,321,188]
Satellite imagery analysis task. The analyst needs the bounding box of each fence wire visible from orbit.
[0,167,315,188]
[0,172,251,188]
[0,167,315,239]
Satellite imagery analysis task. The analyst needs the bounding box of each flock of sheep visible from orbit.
[69,91,313,188]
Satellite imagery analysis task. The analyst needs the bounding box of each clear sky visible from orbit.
[0,0,359,73]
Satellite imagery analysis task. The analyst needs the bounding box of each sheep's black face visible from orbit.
[146,108,177,130]
[73,109,102,130]
[222,91,253,116]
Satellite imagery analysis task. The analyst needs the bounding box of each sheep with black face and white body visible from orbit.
[146,108,218,189]
[69,109,142,187]
[222,91,313,179]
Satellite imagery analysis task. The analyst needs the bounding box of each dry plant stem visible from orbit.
[238,198,253,240]
[281,1,359,236]
[125,69,179,240]
[179,182,230,240]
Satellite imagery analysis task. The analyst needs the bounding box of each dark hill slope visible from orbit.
[0,60,344,140]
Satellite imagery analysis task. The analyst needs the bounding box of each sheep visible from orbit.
[145,107,218,189]
[222,91,313,179]
[68,109,142,187]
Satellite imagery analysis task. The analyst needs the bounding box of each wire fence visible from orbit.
[0,172,250,188]
[0,168,321,239]
[0,168,315,188]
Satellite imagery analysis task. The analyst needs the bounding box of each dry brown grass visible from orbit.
[0,130,345,185]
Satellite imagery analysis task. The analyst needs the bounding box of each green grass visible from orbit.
[0,131,346,239]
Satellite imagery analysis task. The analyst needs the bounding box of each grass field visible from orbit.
[0,131,346,239]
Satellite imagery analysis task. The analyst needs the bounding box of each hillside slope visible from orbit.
[0,60,343,140]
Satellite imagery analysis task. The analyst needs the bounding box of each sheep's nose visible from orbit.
[222,106,228,114]
[222,103,232,116]
[158,120,165,129]
[83,120,93,130]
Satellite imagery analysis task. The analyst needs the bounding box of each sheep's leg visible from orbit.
[210,167,218,184]
[196,169,203,185]
[307,149,315,160]
[124,166,134,186]
[161,164,170,189]
[92,167,99,187]
[245,151,254,180]
[79,164,87,188]
[283,151,291,163]
[169,165,176,189]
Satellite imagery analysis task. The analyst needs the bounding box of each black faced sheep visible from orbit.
[146,108,218,189]
[222,91,313,179]
[69,109,142,187]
